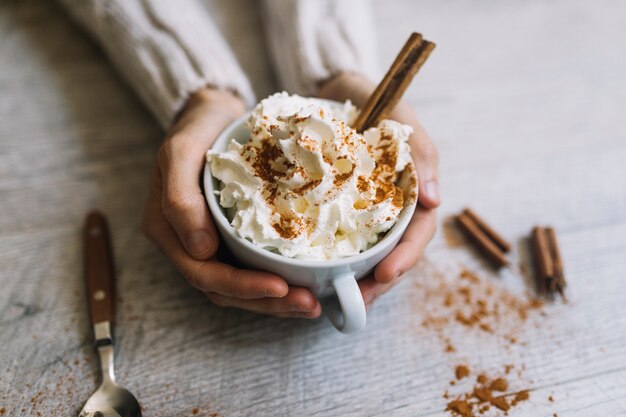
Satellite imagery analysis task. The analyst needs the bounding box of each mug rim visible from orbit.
[203,102,418,269]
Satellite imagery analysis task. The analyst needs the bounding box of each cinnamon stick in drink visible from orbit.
[353,32,435,132]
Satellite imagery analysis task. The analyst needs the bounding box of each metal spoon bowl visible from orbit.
[79,344,141,417]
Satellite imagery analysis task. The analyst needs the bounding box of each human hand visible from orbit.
[318,72,440,306]
[141,88,321,318]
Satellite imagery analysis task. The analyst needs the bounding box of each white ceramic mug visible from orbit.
[203,104,417,333]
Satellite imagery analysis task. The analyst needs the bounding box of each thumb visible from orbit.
[159,134,219,260]
[410,123,440,209]
[158,89,246,260]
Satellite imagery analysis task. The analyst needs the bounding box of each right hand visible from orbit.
[141,88,321,318]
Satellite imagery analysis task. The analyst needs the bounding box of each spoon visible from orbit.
[79,211,142,417]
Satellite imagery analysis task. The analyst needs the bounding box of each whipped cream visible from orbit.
[207,92,416,260]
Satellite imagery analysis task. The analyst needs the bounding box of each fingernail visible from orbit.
[187,230,212,256]
[264,287,288,298]
[291,303,312,313]
[424,180,440,203]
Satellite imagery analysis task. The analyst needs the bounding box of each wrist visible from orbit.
[180,87,247,122]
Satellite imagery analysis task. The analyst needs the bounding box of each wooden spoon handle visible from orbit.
[84,210,115,326]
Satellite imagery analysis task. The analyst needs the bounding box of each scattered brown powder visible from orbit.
[333,160,355,187]
[304,216,317,237]
[391,186,404,208]
[512,390,530,405]
[489,378,508,392]
[445,369,530,417]
[446,400,473,417]
[292,179,321,196]
[357,175,369,193]
[239,112,414,242]
[416,266,544,343]
[411,262,545,417]
[473,386,492,402]
[272,212,302,240]
[373,181,397,205]
[490,396,511,411]
[353,129,414,210]
[249,137,292,184]
[455,365,470,380]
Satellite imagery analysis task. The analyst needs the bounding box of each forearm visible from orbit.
[58,0,255,129]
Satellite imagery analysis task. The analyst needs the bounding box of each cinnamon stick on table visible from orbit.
[463,208,511,253]
[532,226,566,297]
[531,227,554,294]
[353,32,435,132]
[545,227,566,295]
[455,210,510,268]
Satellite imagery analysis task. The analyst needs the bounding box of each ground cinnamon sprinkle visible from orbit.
[417,266,543,343]
[272,212,302,239]
[292,179,321,196]
[489,378,508,392]
[391,186,404,208]
[445,367,531,417]
[240,113,412,240]
[511,390,529,405]
[455,365,470,380]
[410,262,547,416]
[357,175,369,193]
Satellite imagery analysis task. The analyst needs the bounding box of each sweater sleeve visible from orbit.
[260,0,379,96]
[58,0,256,129]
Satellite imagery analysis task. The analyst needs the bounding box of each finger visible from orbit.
[410,122,441,209]
[359,275,380,305]
[144,197,289,299]
[207,287,321,318]
[159,107,239,260]
[375,207,437,283]
[358,276,395,307]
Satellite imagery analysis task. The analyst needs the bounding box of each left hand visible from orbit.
[318,72,440,307]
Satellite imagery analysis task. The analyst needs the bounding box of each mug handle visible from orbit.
[326,272,366,334]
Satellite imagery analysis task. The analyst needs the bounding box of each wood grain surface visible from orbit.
[1,0,626,416]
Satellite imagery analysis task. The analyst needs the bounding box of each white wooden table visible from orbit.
[1,1,626,416]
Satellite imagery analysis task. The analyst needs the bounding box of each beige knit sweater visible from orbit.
[59,0,378,128]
